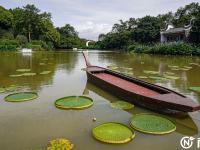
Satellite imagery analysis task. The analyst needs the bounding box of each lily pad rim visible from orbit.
[92,122,135,144]
[130,113,176,135]
[55,95,94,109]
[111,101,134,110]
[4,92,38,102]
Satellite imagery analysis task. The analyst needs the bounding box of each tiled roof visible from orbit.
[161,27,185,34]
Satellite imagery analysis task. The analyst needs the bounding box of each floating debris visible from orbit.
[189,87,200,93]
[55,96,93,109]
[92,122,135,144]
[5,92,38,102]
[111,101,134,110]
[130,113,176,135]
[143,70,159,75]
[40,71,51,75]
[16,69,31,72]
[47,138,74,150]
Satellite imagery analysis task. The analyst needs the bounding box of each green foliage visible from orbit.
[129,42,200,55]
[0,6,13,30]
[0,39,18,50]
[16,35,28,47]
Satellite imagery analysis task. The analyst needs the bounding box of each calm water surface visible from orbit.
[0,51,199,150]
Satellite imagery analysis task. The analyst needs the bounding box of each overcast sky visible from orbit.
[1,0,199,40]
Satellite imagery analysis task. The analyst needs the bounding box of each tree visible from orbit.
[0,6,13,30]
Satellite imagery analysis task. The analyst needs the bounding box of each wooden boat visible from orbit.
[82,51,200,113]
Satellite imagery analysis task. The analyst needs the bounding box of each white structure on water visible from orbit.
[21,48,32,53]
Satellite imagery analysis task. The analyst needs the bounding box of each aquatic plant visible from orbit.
[16,69,31,72]
[5,92,38,102]
[92,122,135,144]
[130,113,176,135]
[163,75,180,80]
[189,87,200,92]
[111,101,134,110]
[55,96,93,109]
[143,70,159,75]
[40,71,51,75]
[47,138,74,150]
[0,87,6,93]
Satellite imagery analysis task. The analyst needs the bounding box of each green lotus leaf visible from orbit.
[5,92,38,102]
[92,122,135,144]
[130,113,176,135]
[0,88,6,93]
[47,138,74,150]
[163,75,180,80]
[143,70,159,75]
[189,87,200,92]
[111,101,134,110]
[55,96,93,109]
[40,71,51,75]
[16,69,31,72]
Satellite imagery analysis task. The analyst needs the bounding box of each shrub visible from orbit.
[26,43,43,51]
[0,39,18,50]
[16,35,28,47]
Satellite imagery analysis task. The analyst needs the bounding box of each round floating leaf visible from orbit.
[16,69,31,72]
[107,65,118,70]
[189,63,199,66]
[163,75,180,80]
[168,65,179,68]
[40,71,51,75]
[5,92,38,102]
[39,63,46,65]
[138,76,148,79]
[171,68,180,71]
[9,74,24,77]
[111,101,134,110]
[0,88,6,93]
[189,87,200,93]
[183,66,192,69]
[22,73,36,76]
[55,96,93,109]
[164,72,175,75]
[130,113,176,135]
[143,70,159,75]
[47,138,74,150]
[149,76,168,81]
[92,122,135,144]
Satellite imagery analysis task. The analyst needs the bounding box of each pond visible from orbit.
[0,51,199,150]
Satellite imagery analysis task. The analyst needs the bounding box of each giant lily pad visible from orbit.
[16,69,31,72]
[143,70,159,75]
[55,96,93,109]
[40,71,51,75]
[22,73,36,76]
[149,76,168,81]
[5,92,38,102]
[47,138,74,150]
[130,113,176,135]
[163,75,180,80]
[189,87,200,93]
[92,122,135,144]
[9,74,24,77]
[107,65,118,70]
[0,88,6,93]
[138,76,148,79]
[111,101,134,110]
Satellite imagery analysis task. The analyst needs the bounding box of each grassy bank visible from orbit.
[128,42,200,56]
